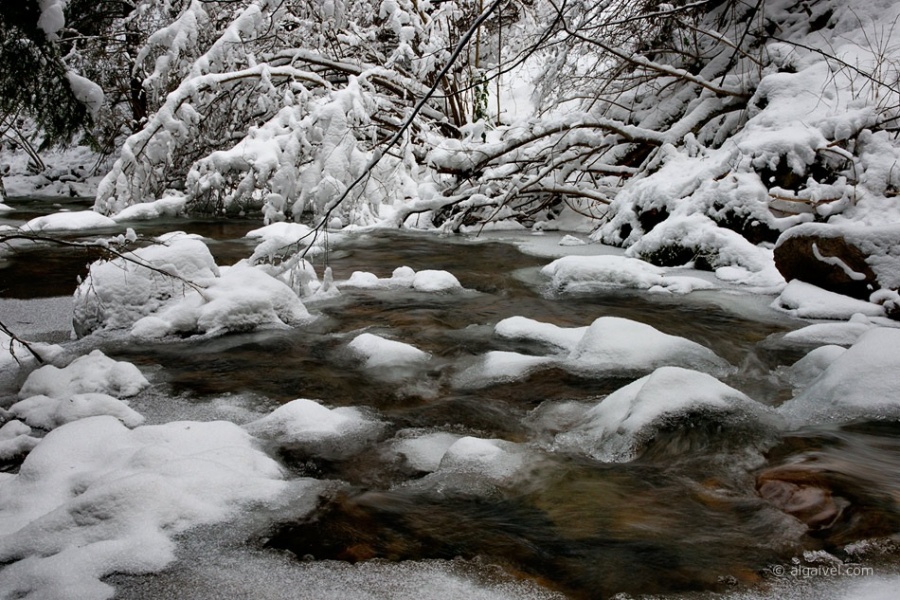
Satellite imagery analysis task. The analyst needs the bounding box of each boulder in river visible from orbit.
[774,223,900,316]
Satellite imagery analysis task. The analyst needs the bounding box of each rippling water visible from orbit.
[2,197,899,599]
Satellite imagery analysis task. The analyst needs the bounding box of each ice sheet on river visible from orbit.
[554,366,777,462]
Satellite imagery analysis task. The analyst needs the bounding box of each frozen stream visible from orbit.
[2,198,900,599]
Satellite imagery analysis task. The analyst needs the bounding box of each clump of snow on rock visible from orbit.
[555,367,776,462]
[0,416,287,600]
[18,350,149,400]
[10,393,144,430]
[0,421,40,462]
[340,265,463,293]
[244,398,383,460]
[72,234,314,338]
[348,332,430,368]
[20,210,118,233]
[779,327,900,425]
[775,280,886,319]
[542,254,716,294]
[457,315,731,387]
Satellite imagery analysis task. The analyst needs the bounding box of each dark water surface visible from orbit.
[3,198,899,599]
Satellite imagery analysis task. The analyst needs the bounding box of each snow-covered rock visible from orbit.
[0,416,287,600]
[244,398,382,459]
[348,333,430,368]
[20,210,118,233]
[779,327,900,424]
[555,367,775,462]
[567,316,730,376]
[73,235,220,335]
[132,263,314,338]
[18,350,149,400]
[10,393,144,430]
[774,280,885,319]
[541,254,716,294]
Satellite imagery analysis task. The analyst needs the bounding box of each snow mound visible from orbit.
[775,280,886,319]
[555,367,774,462]
[246,222,335,263]
[72,234,313,338]
[779,327,900,424]
[18,350,149,400]
[132,264,314,338]
[568,316,730,376]
[624,215,786,289]
[20,210,118,233]
[459,316,729,388]
[348,333,430,368]
[494,316,586,352]
[73,235,220,335]
[437,436,526,482]
[388,430,463,473]
[782,313,879,346]
[541,254,716,294]
[781,345,847,392]
[0,421,40,462]
[339,266,463,292]
[455,351,557,388]
[111,194,187,221]
[0,331,63,371]
[0,416,286,600]
[10,393,144,430]
[244,398,382,459]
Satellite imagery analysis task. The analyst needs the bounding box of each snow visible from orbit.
[0,416,287,600]
[541,254,717,294]
[132,263,315,338]
[494,316,586,352]
[10,393,145,430]
[20,211,118,233]
[458,315,730,387]
[111,194,187,222]
[243,398,382,459]
[348,332,430,368]
[71,235,313,338]
[0,421,40,462]
[779,327,900,424]
[18,350,149,400]
[775,280,886,319]
[781,345,847,391]
[568,316,730,376]
[436,436,526,483]
[389,431,463,473]
[782,313,880,346]
[73,235,220,335]
[555,367,775,462]
[339,266,463,293]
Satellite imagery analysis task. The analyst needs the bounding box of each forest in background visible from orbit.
[2,0,900,299]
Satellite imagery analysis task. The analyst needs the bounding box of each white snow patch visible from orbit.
[112,194,187,221]
[775,280,885,319]
[389,431,463,473]
[782,313,879,346]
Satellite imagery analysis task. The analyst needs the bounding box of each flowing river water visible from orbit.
[2,197,899,599]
